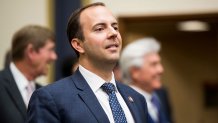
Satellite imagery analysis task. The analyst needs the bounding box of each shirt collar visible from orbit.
[10,62,35,90]
[130,85,153,101]
[78,65,117,93]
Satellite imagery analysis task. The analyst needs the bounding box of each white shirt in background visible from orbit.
[10,62,35,107]
[131,85,159,122]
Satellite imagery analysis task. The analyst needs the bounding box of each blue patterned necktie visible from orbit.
[101,83,127,123]
[151,94,163,123]
[151,95,161,112]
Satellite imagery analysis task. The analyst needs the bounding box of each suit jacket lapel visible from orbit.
[2,68,27,119]
[71,70,110,123]
[117,82,142,123]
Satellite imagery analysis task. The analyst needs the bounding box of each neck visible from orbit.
[14,61,36,81]
[79,58,116,82]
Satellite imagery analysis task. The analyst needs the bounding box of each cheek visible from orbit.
[85,37,102,49]
[84,41,98,54]
[86,32,105,43]
[140,68,153,81]
[36,55,48,66]
[117,34,122,41]
[138,71,152,86]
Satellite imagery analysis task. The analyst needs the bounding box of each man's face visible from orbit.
[32,40,57,76]
[136,53,164,91]
[79,6,122,64]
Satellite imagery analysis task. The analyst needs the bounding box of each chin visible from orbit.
[107,59,118,64]
[154,83,162,89]
[106,55,119,61]
[41,70,48,75]
[152,81,162,89]
[112,56,120,61]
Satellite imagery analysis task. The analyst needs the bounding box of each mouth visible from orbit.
[153,75,162,81]
[105,44,119,50]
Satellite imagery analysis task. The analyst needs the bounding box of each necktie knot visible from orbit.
[101,83,127,123]
[26,83,33,92]
[25,83,34,107]
[151,94,161,111]
[101,83,116,94]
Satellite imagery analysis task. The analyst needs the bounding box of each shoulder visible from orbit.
[116,82,146,102]
[36,76,74,94]
[33,69,87,102]
[116,82,148,121]
[117,82,141,95]
[0,67,11,79]
[30,76,77,109]
[0,68,15,87]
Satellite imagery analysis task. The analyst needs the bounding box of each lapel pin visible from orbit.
[128,96,134,103]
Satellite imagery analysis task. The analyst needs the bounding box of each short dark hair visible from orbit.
[11,25,55,61]
[61,56,78,77]
[67,2,105,57]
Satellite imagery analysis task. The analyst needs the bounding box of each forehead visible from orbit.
[79,5,117,26]
[143,52,160,62]
[41,39,55,48]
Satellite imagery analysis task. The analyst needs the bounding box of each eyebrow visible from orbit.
[93,23,106,28]
[92,22,118,29]
[112,22,118,26]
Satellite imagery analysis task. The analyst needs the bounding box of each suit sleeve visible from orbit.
[26,88,60,123]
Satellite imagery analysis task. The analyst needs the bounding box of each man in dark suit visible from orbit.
[0,25,57,123]
[155,87,173,123]
[120,37,173,123]
[26,2,148,123]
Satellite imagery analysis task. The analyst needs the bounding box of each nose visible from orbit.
[51,51,57,61]
[158,64,164,74]
[108,27,118,39]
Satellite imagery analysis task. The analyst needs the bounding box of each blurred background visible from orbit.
[0,0,217,123]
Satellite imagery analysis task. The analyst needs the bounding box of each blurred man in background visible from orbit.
[0,25,57,123]
[120,37,173,123]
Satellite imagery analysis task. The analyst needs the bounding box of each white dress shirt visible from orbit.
[131,85,159,122]
[10,62,35,107]
[79,65,135,123]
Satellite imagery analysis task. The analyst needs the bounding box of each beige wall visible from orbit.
[91,0,218,16]
[161,37,218,123]
[0,0,51,84]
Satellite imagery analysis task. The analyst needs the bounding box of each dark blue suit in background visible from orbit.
[156,88,173,123]
[26,70,148,123]
[147,88,173,123]
[0,67,41,123]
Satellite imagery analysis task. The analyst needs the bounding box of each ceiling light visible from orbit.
[177,20,209,32]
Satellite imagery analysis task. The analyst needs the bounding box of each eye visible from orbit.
[95,27,104,32]
[113,26,119,31]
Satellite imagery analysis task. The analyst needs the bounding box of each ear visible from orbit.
[130,66,141,81]
[26,44,37,61]
[71,38,85,54]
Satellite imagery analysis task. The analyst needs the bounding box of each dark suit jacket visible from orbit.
[26,70,148,123]
[0,67,41,123]
[147,87,173,123]
[155,87,173,123]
